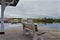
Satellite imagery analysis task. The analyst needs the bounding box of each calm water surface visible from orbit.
[36,23,60,30]
[0,23,60,31]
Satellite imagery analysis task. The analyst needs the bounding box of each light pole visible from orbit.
[0,0,7,34]
[0,0,19,34]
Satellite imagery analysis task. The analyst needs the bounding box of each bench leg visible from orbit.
[40,36,44,40]
[23,29,26,35]
[33,33,38,40]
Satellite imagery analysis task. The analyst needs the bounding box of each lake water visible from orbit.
[36,23,60,30]
[0,23,60,31]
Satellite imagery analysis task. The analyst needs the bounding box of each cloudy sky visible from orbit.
[0,0,59,18]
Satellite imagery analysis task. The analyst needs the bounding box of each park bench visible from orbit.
[22,23,46,40]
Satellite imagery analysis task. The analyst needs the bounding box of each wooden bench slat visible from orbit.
[24,24,34,30]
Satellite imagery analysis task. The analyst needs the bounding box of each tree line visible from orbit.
[0,18,60,23]
[33,18,60,23]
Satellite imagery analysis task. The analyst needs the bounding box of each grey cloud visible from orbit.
[0,0,59,18]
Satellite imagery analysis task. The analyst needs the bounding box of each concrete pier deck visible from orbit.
[0,27,60,40]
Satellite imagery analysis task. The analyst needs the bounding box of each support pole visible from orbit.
[0,0,6,34]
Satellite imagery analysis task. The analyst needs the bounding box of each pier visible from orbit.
[0,25,60,40]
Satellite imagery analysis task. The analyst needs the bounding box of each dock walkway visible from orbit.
[0,27,60,40]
